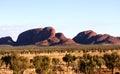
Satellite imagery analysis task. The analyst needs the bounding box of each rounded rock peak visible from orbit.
[76,30,97,39]
[83,30,97,36]
[55,32,67,40]
[0,36,14,45]
[42,26,56,38]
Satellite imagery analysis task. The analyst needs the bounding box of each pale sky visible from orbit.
[0,0,120,41]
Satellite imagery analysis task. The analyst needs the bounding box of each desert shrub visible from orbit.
[62,53,77,71]
[103,53,120,74]
[1,53,30,74]
[52,58,60,65]
[78,54,97,74]
[33,56,51,74]
[1,55,11,68]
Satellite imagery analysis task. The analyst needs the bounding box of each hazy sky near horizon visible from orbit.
[0,0,120,41]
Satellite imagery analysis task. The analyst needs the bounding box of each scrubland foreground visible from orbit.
[0,45,120,74]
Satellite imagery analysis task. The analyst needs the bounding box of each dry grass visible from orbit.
[0,45,120,74]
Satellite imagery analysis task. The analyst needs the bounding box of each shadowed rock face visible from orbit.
[16,27,56,45]
[1,27,120,46]
[16,27,76,46]
[55,33,67,40]
[35,27,56,42]
[55,33,76,45]
[73,30,97,44]
[0,36,14,45]
[73,30,120,45]
[16,28,43,45]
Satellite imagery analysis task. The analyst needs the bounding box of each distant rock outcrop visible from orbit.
[0,36,14,45]
[73,30,97,44]
[55,33,76,45]
[16,28,43,45]
[73,30,120,45]
[16,27,76,46]
[1,27,120,46]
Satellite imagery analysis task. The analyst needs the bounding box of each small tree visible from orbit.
[33,56,51,74]
[1,55,11,69]
[10,54,30,74]
[1,53,30,74]
[78,54,97,74]
[51,58,61,73]
[78,58,87,74]
[93,55,104,74]
[52,58,60,65]
[62,53,77,71]
[103,53,120,74]
[0,59,4,67]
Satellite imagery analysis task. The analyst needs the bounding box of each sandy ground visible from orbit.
[0,50,120,74]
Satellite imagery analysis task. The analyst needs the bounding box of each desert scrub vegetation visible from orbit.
[0,45,120,55]
[0,52,119,74]
[62,53,77,71]
[32,56,51,74]
[1,53,30,74]
[0,45,120,74]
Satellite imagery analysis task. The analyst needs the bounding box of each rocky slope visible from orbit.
[16,27,76,46]
[0,27,120,46]
[73,30,120,45]
[0,36,14,45]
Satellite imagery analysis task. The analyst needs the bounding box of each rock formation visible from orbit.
[0,27,120,46]
[0,36,14,45]
[16,27,76,46]
[73,30,120,45]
